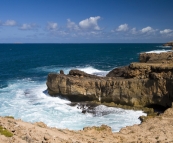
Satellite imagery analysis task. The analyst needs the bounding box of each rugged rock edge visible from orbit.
[1,107,173,142]
[47,51,173,109]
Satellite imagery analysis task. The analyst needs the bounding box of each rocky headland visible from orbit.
[163,41,173,47]
[47,51,173,110]
[1,50,173,142]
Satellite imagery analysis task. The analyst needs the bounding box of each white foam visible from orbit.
[76,66,109,77]
[32,66,71,75]
[145,50,172,54]
[0,78,146,132]
[156,46,172,48]
[33,65,109,77]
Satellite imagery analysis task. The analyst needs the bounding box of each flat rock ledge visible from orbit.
[47,51,173,109]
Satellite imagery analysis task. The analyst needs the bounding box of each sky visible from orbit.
[0,0,173,43]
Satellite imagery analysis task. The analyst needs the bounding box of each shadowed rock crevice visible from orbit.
[146,104,169,113]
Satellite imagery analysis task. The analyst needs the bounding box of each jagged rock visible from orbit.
[46,52,173,108]
[106,66,128,77]
[139,51,173,63]
[34,122,47,128]
[60,70,64,74]
[69,69,99,78]
[46,72,173,107]
[124,62,173,79]
[163,41,173,47]
[83,124,112,132]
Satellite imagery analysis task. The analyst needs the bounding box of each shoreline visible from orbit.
[1,44,173,142]
[0,106,173,142]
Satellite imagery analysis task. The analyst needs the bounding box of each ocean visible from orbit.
[0,43,169,132]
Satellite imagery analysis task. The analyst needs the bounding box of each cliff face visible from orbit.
[163,41,173,47]
[139,51,173,63]
[47,51,173,108]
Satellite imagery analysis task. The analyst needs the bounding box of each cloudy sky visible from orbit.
[0,0,173,43]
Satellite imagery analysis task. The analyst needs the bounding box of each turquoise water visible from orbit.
[0,43,167,132]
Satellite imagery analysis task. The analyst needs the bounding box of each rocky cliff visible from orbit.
[163,41,173,47]
[47,51,173,108]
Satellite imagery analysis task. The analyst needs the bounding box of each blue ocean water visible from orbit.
[0,43,168,132]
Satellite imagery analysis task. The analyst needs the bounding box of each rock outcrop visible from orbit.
[163,41,173,47]
[47,51,173,108]
[139,51,173,63]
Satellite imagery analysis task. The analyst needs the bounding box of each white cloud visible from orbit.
[160,29,172,34]
[116,24,128,31]
[47,22,58,31]
[67,19,79,31]
[140,26,154,33]
[131,28,137,34]
[3,20,17,26]
[58,31,68,36]
[19,23,38,30]
[79,16,101,30]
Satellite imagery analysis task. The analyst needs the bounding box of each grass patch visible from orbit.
[0,126,13,137]
[5,116,14,119]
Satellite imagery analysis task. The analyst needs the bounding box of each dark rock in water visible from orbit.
[47,51,173,108]
[82,110,86,114]
[68,102,125,116]
[60,70,64,74]
[68,102,98,114]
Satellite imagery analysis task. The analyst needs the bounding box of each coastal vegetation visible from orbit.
[0,126,13,137]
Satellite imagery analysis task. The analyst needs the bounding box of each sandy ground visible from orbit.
[1,108,173,143]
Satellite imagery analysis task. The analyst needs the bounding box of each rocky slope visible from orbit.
[1,107,173,143]
[47,51,173,108]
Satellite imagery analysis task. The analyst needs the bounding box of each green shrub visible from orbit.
[0,126,13,137]
[5,116,14,119]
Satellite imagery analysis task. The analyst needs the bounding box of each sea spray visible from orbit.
[0,75,146,132]
[1,43,162,132]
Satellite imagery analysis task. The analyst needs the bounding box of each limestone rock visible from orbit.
[47,51,173,108]
[69,69,99,78]
[163,41,173,47]
[60,70,64,74]
[47,72,173,107]
[106,66,128,77]
[139,51,173,63]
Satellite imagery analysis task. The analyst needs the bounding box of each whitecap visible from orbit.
[31,66,72,75]
[32,65,110,77]
[145,49,172,54]
[76,66,109,77]
[0,76,146,132]
[156,46,172,48]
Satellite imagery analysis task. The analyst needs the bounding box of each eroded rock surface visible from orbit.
[139,51,173,63]
[163,41,173,47]
[1,107,173,142]
[47,51,173,108]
